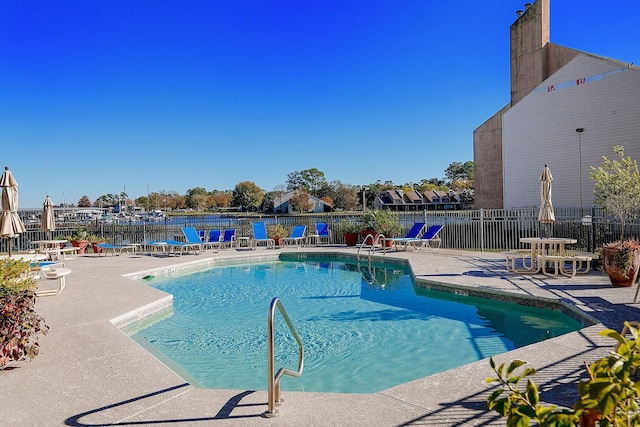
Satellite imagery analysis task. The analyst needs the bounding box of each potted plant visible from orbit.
[0,259,49,369]
[267,224,289,246]
[362,209,402,246]
[63,227,93,254]
[590,145,640,287]
[338,220,363,247]
[361,209,402,247]
[89,235,111,254]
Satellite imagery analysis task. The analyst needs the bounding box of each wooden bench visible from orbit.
[537,254,593,278]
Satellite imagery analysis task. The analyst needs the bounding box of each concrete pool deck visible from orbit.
[3,246,640,426]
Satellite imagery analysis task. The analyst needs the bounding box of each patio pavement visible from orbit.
[3,245,640,426]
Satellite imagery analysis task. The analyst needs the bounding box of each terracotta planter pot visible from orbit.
[344,233,358,247]
[71,239,90,255]
[362,230,377,245]
[603,246,640,287]
[92,243,104,254]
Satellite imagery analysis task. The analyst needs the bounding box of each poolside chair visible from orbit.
[221,229,236,248]
[199,230,221,252]
[251,222,275,249]
[207,229,222,247]
[282,225,307,247]
[406,225,444,251]
[182,227,213,251]
[95,242,138,256]
[306,222,331,246]
[382,222,426,251]
[165,239,201,255]
[34,265,71,296]
[184,227,220,252]
[166,232,203,255]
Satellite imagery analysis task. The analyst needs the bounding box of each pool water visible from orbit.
[130,257,584,393]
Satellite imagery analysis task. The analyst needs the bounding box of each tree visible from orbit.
[286,171,303,191]
[209,191,232,209]
[77,195,92,207]
[591,145,640,240]
[232,181,264,211]
[135,196,150,210]
[289,190,314,213]
[415,178,448,193]
[185,187,209,211]
[329,180,359,211]
[444,161,474,185]
[287,168,328,197]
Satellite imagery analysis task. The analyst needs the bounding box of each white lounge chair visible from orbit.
[34,265,71,296]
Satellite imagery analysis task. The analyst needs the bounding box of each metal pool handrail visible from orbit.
[263,297,305,418]
[357,232,386,260]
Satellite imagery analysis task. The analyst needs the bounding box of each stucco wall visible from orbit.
[473,105,509,209]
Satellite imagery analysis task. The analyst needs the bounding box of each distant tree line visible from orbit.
[71,161,473,212]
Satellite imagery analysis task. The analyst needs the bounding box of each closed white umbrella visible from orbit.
[42,195,56,239]
[0,166,27,255]
[538,164,555,238]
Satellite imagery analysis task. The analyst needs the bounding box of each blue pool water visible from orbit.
[130,256,584,393]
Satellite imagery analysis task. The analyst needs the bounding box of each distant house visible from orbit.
[403,190,423,204]
[374,189,471,211]
[273,192,332,214]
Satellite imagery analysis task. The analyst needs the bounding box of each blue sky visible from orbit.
[2,1,638,208]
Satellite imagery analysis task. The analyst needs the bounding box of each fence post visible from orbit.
[480,208,484,252]
[590,205,596,253]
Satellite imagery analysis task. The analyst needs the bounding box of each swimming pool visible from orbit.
[129,255,585,393]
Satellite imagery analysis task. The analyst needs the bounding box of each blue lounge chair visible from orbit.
[96,243,139,256]
[165,239,202,255]
[251,222,275,249]
[307,222,331,245]
[182,227,219,252]
[383,222,426,251]
[406,225,444,251]
[221,229,236,248]
[208,229,222,244]
[203,229,222,252]
[282,225,307,247]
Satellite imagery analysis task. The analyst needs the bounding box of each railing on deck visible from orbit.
[3,207,639,254]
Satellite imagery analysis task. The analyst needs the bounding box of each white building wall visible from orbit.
[503,54,640,208]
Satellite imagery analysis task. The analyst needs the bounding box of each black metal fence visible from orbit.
[2,207,638,254]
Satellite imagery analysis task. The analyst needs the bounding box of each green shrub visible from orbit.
[487,321,640,426]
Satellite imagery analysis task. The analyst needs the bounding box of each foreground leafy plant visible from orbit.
[0,259,48,368]
[487,321,640,426]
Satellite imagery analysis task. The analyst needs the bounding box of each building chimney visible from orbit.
[524,3,532,9]
[516,9,523,17]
